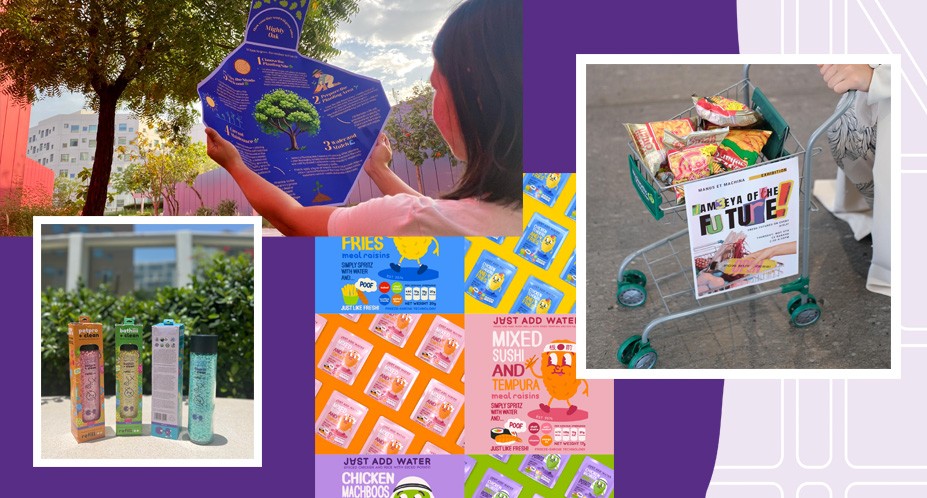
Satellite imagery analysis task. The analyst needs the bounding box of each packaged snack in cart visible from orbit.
[693,95,759,127]
[564,456,615,498]
[361,416,415,454]
[316,390,368,448]
[317,328,373,385]
[524,173,570,206]
[364,353,420,410]
[715,129,773,170]
[625,118,696,173]
[519,454,571,488]
[663,126,729,150]
[466,250,518,307]
[411,379,463,436]
[474,468,523,498]
[415,316,465,373]
[368,313,421,347]
[515,213,569,270]
[510,276,565,314]
[668,144,724,203]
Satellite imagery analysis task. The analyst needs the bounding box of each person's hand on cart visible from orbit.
[818,64,873,93]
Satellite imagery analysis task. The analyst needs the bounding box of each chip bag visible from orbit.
[663,127,729,150]
[693,95,759,127]
[715,129,773,170]
[625,118,695,173]
[667,143,724,202]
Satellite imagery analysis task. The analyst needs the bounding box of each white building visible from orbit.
[26,110,154,211]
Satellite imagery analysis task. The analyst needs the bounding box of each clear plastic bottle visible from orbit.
[188,335,218,444]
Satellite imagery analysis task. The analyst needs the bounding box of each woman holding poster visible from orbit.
[205,0,523,236]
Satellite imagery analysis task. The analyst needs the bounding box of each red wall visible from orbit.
[0,91,54,206]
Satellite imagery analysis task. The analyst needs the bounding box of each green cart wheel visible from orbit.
[622,269,647,287]
[791,302,821,327]
[617,335,644,366]
[629,346,658,369]
[787,293,817,314]
[617,282,647,307]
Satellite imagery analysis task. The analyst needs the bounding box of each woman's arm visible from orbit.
[205,128,333,236]
[364,133,423,197]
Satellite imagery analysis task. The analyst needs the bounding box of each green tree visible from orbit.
[0,0,358,215]
[384,83,458,193]
[253,89,321,150]
[52,175,85,214]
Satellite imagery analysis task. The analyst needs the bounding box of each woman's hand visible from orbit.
[205,127,244,170]
[363,133,393,177]
[818,64,874,93]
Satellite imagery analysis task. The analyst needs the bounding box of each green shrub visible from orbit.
[195,205,216,216]
[41,253,254,399]
[216,199,239,216]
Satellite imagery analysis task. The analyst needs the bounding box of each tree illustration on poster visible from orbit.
[198,0,390,206]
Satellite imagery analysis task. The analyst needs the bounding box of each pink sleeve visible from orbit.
[327,195,421,236]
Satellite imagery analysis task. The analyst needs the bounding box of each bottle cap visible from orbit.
[190,335,218,355]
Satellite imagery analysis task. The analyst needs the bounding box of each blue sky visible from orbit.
[30,0,457,126]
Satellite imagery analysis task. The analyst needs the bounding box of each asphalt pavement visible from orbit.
[584,64,891,370]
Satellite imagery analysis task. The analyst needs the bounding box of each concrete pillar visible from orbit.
[175,230,193,288]
[66,232,84,291]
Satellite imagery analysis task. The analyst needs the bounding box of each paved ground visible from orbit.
[585,64,891,370]
[41,395,255,459]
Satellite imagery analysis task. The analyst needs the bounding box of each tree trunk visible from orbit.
[82,90,119,215]
[289,132,299,150]
[415,164,425,194]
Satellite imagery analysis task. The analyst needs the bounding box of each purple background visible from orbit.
[315,455,464,496]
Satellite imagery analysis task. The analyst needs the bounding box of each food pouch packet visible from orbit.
[565,195,576,220]
[317,328,373,385]
[668,143,724,203]
[410,379,463,436]
[315,379,322,396]
[364,353,420,410]
[564,456,615,498]
[415,316,465,373]
[464,455,477,480]
[519,454,571,488]
[490,453,511,463]
[663,126,729,150]
[369,313,421,347]
[561,251,577,287]
[510,276,565,314]
[421,441,450,455]
[625,118,696,174]
[474,468,523,498]
[715,129,773,170]
[316,390,368,448]
[693,95,759,127]
[361,416,415,454]
[340,313,360,322]
[466,250,518,307]
[487,236,505,244]
[524,173,570,207]
[314,314,327,341]
[457,430,465,448]
[515,213,569,270]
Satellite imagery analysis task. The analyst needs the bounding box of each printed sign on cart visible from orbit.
[197,0,391,206]
[685,156,800,298]
[464,314,614,454]
[315,237,465,313]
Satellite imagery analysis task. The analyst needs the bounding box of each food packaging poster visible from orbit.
[464,314,613,455]
[316,237,465,313]
[463,454,615,498]
[315,454,464,497]
[197,1,391,206]
[315,314,465,454]
[465,173,576,314]
[684,157,800,298]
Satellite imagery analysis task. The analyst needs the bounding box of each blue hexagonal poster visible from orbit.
[197,1,391,206]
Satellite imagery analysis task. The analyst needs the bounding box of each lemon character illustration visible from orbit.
[390,237,440,274]
[535,298,552,314]
[487,272,505,292]
[546,172,561,190]
[541,234,557,253]
[205,95,216,108]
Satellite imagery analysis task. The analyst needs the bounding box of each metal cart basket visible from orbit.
[615,65,856,369]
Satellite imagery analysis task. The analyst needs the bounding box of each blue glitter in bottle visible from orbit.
[188,335,218,445]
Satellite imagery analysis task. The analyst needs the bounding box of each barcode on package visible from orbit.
[154,412,168,421]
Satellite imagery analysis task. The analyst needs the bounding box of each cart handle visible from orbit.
[798,89,858,283]
[743,64,750,81]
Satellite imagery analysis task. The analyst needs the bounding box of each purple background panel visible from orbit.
[615,380,724,497]
[524,0,741,172]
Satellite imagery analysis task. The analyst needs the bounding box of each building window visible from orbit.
[70,174,75,178]
[49,154,54,162]
[58,169,67,177]
[89,140,96,148]
[82,138,87,143]
[71,158,76,163]
[129,127,134,132]
[69,139,78,147]
[80,152,89,161]
[118,123,127,132]
[71,125,79,132]
[62,142,67,148]
[88,125,97,132]
[63,123,69,128]
[118,137,126,145]
[60,154,70,161]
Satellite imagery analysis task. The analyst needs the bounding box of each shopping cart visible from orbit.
[615,64,856,369]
